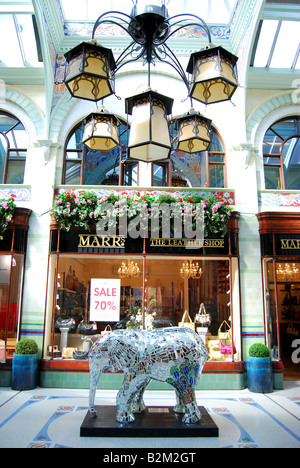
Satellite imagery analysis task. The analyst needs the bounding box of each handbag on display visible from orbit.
[179,310,195,331]
[100,325,112,337]
[218,320,231,343]
[195,303,211,326]
[77,320,98,336]
[220,342,237,355]
[55,315,76,332]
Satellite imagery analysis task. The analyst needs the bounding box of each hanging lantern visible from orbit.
[187,45,238,105]
[125,89,174,162]
[64,42,116,102]
[82,109,120,151]
[175,110,212,153]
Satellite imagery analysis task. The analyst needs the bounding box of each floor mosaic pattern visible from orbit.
[0,383,299,448]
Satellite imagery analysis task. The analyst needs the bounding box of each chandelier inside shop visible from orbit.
[180,260,203,280]
[63,0,239,162]
[118,260,141,278]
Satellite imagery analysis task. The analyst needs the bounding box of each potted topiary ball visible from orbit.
[11,338,39,391]
[247,343,273,393]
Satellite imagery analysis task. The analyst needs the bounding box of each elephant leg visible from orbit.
[132,377,151,414]
[88,359,102,418]
[182,400,202,424]
[173,389,186,414]
[116,374,148,423]
[168,381,202,424]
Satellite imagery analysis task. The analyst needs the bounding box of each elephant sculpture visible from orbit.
[88,327,208,424]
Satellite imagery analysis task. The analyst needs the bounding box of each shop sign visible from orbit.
[90,278,121,322]
[150,238,225,249]
[78,234,125,250]
[281,239,300,250]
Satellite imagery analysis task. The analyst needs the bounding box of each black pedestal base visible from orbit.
[80,406,219,438]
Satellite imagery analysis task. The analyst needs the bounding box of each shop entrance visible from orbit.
[264,259,300,380]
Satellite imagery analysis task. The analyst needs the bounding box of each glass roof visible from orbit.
[0,8,42,67]
[252,19,300,70]
[60,0,237,24]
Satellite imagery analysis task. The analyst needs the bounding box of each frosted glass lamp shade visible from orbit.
[82,111,120,151]
[175,112,212,153]
[187,46,238,105]
[64,42,116,102]
[125,90,174,162]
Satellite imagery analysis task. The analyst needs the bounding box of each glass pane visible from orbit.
[263,130,283,155]
[0,255,24,358]
[0,115,15,132]
[254,20,279,68]
[0,133,8,182]
[172,152,206,187]
[46,256,235,362]
[209,154,224,163]
[67,129,84,151]
[9,127,29,149]
[65,151,82,160]
[83,148,121,185]
[271,21,300,69]
[271,118,299,140]
[16,14,41,66]
[209,163,224,187]
[124,164,138,186]
[209,132,224,152]
[61,0,133,20]
[0,15,24,66]
[153,164,167,187]
[6,159,25,184]
[264,165,282,190]
[263,156,281,165]
[65,161,81,185]
[276,261,300,375]
[264,260,279,360]
[283,137,300,190]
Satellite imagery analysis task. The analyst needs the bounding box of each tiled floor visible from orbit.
[0,382,299,448]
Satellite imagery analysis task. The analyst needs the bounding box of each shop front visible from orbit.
[258,212,300,382]
[0,208,32,382]
[41,208,244,390]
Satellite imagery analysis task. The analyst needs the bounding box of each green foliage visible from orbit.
[157,194,177,205]
[249,343,270,358]
[15,338,38,355]
[0,194,16,233]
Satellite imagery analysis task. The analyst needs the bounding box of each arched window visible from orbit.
[63,118,129,185]
[0,111,28,184]
[263,116,300,190]
[63,118,226,189]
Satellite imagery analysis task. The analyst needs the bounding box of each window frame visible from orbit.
[263,116,300,190]
[0,111,28,184]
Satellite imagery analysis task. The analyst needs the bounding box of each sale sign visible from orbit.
[90,278,121,322]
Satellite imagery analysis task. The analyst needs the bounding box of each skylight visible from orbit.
[252,19,300,70]
[60,0,237,24]
[0,13,42,67]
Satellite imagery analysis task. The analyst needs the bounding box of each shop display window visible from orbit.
[45,255,240,362]
[0,255,24,359]
[263,259,300,365]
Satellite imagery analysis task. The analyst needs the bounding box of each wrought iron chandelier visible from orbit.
[63,0,239,162]
[180,260,203,280]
